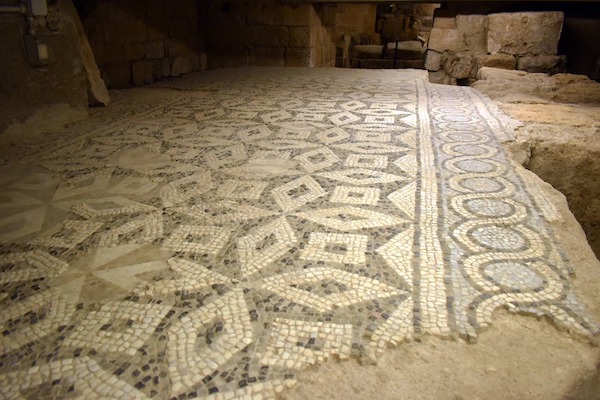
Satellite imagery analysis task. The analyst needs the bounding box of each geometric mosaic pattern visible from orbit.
[0,68,597,399]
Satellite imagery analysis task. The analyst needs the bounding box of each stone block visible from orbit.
[161,58,171,77]
[105,18,147,45]
[429,70,456,85]
[102,22,127,46]
[447,54,474,79]
[151,60,163,80]
[381,15,419,41]
[517,55,567,74]
[209,26,249,49]
[310,26,321,47]
[385,41,424,60]
[359,59,395,69]
[400,59,425,69]
[352,45,383,59]
[310,46,321,67]
[286,47,310,67]
[132,61,153,86]
[422,16,434,29]
[91,2,120,19]
[190,53,200,71]
[251,26,289,48]
[199,52,208,71]
[456,14,487,55]
[322,44,336,65]
[425,50,442,71]
[164,0,188,19]
[433,7,457,19]
[247,2,284,26]
[183,0,198,19]
[147,1,165,18]
[433,17,456,29]
[171,56,192,76]
[146,41,164,60]
[99,67,111,87]
[104,63,132,88]
[284,4,313,26]
[250,47,285,67]
[123,43,146,62]
[169,20,199,39]
[208,51,249,68]
[487,11,564,56]
[167,40,193,57]
[147,18,169,41]
[95,45,122,65]
[481,53,517,70]
[190,52,207,71]
[289,27,311,48]
[80,16,103,48]
[428,28,462,53]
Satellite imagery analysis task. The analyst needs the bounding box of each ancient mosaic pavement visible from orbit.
[0,68,597,399]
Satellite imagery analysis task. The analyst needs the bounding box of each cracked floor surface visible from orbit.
[0,68,597,399]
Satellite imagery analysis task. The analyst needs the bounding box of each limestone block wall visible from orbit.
[323,3,378,44]
[200,0,335,69]
[310,7,336,68]
[426,10,566,85]
[0,2,88,145]
[76,0,206,88]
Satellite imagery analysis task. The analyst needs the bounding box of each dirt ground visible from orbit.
[282,69,600,400]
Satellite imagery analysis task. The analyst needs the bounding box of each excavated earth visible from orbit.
[478,70,600,396]
[473,68,600,262]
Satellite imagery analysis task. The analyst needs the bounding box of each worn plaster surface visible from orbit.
[0,68,597,399]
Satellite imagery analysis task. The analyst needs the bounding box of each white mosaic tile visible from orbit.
[260,318,353,368]
[271,175,326,212]
[329,185,380,206]
[260,266,403,313]
[317,168,404,186]
[344,154,388,169]
[298,206,405,231]
[65,301,171,356]
[164,225,231,255]
[294,147,341,173]
[0,68,596,400]
[300,232,369,265]
[217,179,269,201]
[167,289,253,395]
[238,217,297,277]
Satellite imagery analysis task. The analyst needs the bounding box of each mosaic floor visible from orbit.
[0,68,598,399]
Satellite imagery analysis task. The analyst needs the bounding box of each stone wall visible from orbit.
[424,2,600,83]
[323,3,378,45]
[0,1,88,146]
[200,0,335,68]
[76,0,206,88]
[426,10,566,85]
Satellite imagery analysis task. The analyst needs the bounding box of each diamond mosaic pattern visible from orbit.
[0,67,597,399]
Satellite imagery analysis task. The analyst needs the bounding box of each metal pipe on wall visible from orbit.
[0,5,27,14]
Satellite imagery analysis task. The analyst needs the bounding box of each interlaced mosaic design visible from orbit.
[0,68,597,399]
